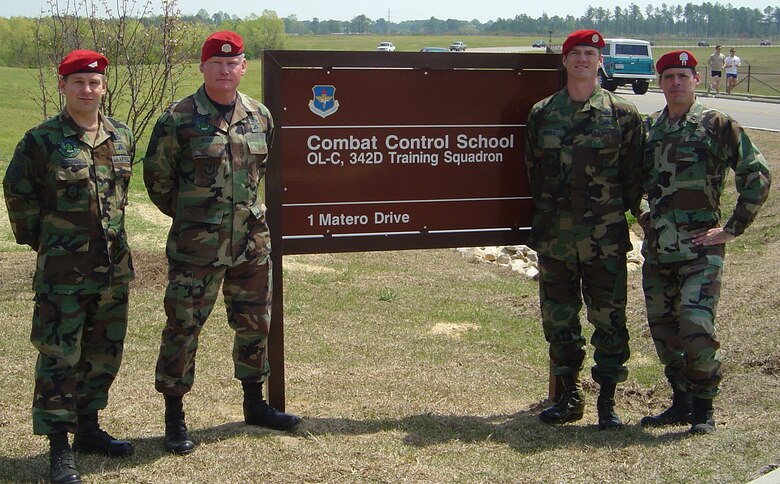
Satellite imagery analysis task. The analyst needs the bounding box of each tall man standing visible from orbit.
[524,30,644,430]
[640,51,770,434]
[143,31,300,455]
[3,50,135,484]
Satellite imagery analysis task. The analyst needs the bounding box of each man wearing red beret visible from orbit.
[525,29,644,430]
[3,49,135,483]
[639,50,771,434]
[144,30,300,455]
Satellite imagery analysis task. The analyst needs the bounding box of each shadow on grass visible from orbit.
[0,404,691,482]
[290,402,692,454]
[154,404,693,455]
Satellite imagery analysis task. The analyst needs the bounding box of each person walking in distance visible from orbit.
[524,29,644,430]
[724,47,741,95]
[707,45,725,95]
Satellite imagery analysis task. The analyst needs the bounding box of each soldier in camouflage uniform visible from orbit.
[3,50,134,484]
[639,51,771,434]
[143,31,300,455]
[524,30,644,430]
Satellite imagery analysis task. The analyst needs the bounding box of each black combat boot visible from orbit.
[539,373,585,424]
[164,396,195,454]
[73,411,133,457]
[689,397,716,435]
[640,387,693,427]
[48,432,81,484]
[242,381,301,431]
[597,383,623,430]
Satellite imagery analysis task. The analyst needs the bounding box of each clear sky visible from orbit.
[1,0,777,23]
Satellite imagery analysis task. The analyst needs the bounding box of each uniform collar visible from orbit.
[558,86,612,116]
[58,109,115,141]
[651,98,704,131]
[194,84,250,129]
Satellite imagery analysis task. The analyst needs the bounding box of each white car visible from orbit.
[449,41,466,52]
[376,42,396,52]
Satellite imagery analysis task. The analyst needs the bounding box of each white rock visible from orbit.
[511,259,528,273]
[457,233,641,282]
[525,266,540,280]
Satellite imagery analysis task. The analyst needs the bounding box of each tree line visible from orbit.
[284,2,779,38]
[1,2,778,70]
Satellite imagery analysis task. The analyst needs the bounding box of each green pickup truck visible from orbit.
[599,38,656,95]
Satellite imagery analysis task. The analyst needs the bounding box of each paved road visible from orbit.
[616,88,780,131]
[470,46,780,131]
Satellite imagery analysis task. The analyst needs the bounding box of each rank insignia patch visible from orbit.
[309,85,339,118]
[65,183,80,202]
[202,162,218,178]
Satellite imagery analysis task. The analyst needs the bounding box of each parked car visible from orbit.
[697,40,710,47]
[760,39,772,46]
[449,41,466,51]
[532,40,547,48]
[600,38,655,95]
[376,42,396,52]
[420,47,449,52]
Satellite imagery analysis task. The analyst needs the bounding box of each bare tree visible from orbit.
[33,0,197,154]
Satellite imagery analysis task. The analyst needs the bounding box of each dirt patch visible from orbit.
[429,322,480,338]
[284,259,338,274]
[130,251,168,289]
[745,354,780,376]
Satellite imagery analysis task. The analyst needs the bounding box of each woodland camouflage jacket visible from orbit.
[3,110,135,294]
[525,86,645,263]
[643,100,771,263]
[143,85,273,266]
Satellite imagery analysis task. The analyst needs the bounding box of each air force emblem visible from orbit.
[194,116,212,133]
[58,139,80,158]
[309,85,339,118]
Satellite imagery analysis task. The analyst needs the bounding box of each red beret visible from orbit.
[58,49,108,76]
[562,30,606,56]
[201,31,245,62]
[656,50,697,74]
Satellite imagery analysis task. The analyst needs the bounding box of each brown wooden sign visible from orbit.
[263,50,563,408]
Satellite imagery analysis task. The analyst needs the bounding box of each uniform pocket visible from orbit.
[55,159,91,212]
[246,132,268,157]
[245,132,268,190]
[673,159,707,191]
[246,204,271,260]
[113,158,132,207]
[191,136,227,187]
[170,206,225,262]
[592,132,621,170]
[42,232,91,285]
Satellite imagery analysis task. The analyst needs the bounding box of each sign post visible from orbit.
[263,51,563,409]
